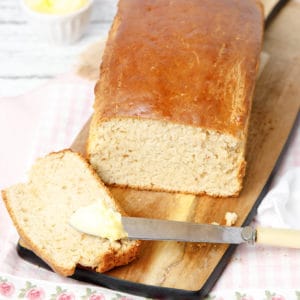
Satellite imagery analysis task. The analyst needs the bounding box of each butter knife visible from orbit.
[73,215,300,249]
[122,217,300,248]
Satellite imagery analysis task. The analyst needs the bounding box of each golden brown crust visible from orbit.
[1,150,141,277]
[93,0,264,136]
[95,241,141,273]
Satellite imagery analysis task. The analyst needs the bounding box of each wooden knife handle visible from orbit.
[256,227,300,249]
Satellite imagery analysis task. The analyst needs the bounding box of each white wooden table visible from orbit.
[0,0,117,98]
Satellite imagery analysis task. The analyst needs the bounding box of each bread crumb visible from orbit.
[211,222,219,225]
[225,212,238,226]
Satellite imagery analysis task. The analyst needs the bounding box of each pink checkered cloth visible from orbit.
[0,74,299,300]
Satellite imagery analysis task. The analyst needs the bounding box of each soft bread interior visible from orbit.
[2,151,139,276]
[89,118,245,197]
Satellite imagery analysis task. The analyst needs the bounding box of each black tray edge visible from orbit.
[265,0,291,29]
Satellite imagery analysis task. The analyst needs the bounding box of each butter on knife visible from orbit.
[69,199,128,241]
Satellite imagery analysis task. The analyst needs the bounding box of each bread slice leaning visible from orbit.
[2,150,140,276]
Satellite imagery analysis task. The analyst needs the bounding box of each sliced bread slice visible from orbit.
[2,150,140,276]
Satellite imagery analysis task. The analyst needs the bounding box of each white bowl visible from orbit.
[20,0,94,45]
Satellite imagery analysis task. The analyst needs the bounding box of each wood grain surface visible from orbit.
[69,0,300,293]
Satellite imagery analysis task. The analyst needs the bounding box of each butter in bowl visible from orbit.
[20,0,94,44]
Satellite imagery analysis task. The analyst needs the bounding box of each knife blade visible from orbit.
[122,217,300,249]
[70,212,300,248]
[121,216,255,244]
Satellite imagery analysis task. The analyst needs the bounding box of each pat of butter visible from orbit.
[24,0,89,15]
[70,200,128,241]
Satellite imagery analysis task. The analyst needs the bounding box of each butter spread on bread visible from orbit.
[87,0,264,197]
[70,199,128,241]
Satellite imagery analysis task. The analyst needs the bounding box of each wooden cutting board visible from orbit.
[68,0,300,295]
[18,0,299,298]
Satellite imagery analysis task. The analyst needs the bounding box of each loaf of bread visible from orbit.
[2,150,140,276]
[88,0,264,197]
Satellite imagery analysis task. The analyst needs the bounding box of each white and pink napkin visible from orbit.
[0,73,299,300]
[257,167,300,230]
